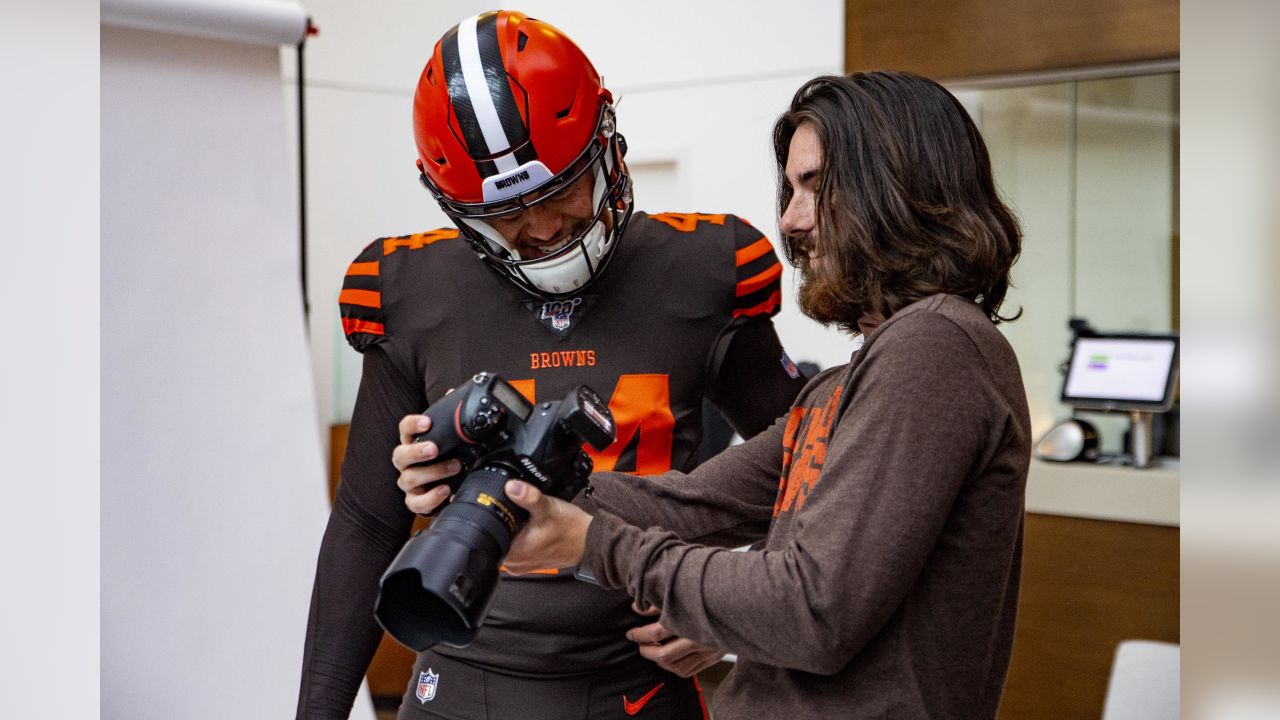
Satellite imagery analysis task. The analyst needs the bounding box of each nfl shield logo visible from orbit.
[539,297,582,332]
[415,669,439,703]
[780,351,802,379]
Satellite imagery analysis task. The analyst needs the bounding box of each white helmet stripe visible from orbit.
[458,15,518,174]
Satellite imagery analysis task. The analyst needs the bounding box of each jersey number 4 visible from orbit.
[508,374,675,474]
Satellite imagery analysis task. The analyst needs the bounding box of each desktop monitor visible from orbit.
[1061,333,1179,413]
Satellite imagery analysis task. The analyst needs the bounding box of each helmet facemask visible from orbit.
[422,107,633,299]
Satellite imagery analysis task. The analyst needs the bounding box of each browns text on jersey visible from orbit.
[529,349,597,369]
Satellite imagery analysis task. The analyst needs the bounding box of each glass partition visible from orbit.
[955,73,1179,454]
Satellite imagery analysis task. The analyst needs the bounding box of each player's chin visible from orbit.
[518,236,575,259]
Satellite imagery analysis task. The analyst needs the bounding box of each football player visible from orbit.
[296,11,806,720]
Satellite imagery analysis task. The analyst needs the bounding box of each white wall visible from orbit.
[2,2,100,718]
[284,0,848,430]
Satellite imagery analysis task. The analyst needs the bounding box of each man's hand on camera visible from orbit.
[626,604,726,678]
[393,414,463,515]
[501,479,592,574]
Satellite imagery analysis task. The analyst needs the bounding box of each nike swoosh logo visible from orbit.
[623,682,665,715]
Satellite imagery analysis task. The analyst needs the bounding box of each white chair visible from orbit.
[1101,640,1180,720]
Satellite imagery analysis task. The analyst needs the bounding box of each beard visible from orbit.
[788,234,832,322]
[797,254,874,335]
[797,262,843,327]
[791,231,866,332]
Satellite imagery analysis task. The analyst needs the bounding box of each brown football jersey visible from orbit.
[297,212,804,714]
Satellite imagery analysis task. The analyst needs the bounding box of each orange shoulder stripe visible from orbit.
[734,237,773,267]
[339,288,381,309]
[345,261,379,277]
[735,261,782,297]
[733,289,781,318]
[341,317,385,336]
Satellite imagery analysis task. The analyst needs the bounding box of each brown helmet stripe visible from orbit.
[440,12,538,180]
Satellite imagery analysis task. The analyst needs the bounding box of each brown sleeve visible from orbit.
[705,215,804,439]
[705,316,807,439]
[580,411,788,547]
[582,312,1010,674]
[296,345,420,719]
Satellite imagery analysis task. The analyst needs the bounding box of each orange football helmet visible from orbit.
[413,11,632,298]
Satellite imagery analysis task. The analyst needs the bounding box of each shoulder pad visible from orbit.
[338,229,462,353]
[727,215,784,319]
[647,212,731,234]
[379,227,462,257]
[338,240,386,352]
[645,213,783,318]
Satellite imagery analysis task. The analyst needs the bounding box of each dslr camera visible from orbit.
[375,372,615,650]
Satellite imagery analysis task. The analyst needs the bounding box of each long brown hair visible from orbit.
[774,72,1022,331]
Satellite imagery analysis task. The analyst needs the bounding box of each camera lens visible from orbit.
[375,465,530,650]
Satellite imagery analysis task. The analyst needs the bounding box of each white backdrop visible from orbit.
[99,2,369,716]
[1,2,100,717]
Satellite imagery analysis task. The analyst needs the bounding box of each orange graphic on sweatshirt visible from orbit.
[774,385,842,517]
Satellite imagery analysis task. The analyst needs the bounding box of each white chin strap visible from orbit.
[517,220,611,295]
[461,165,616,296]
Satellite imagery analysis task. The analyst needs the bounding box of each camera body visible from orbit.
[412,372,614,517]
[375,372,615,651]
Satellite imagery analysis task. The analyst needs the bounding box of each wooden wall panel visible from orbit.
[328,423,425,703]
[326,423,347,503]
[998,513,1179,720]
[845,0,1179,80]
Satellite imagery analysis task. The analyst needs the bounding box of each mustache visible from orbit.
[782,233,817,265]
[519,220,591,248]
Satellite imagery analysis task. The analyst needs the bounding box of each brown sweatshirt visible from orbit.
[581,294,1031,719]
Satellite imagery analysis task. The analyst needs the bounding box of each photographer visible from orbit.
[295,11,805,720]
[401,72,1031,718]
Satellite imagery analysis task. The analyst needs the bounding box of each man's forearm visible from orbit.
[580,424,783,546]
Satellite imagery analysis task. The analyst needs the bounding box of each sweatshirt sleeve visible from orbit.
[582,312,1008,674]
[580,411,788,547]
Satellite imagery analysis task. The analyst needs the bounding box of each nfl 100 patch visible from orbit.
[529,295,595,336]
